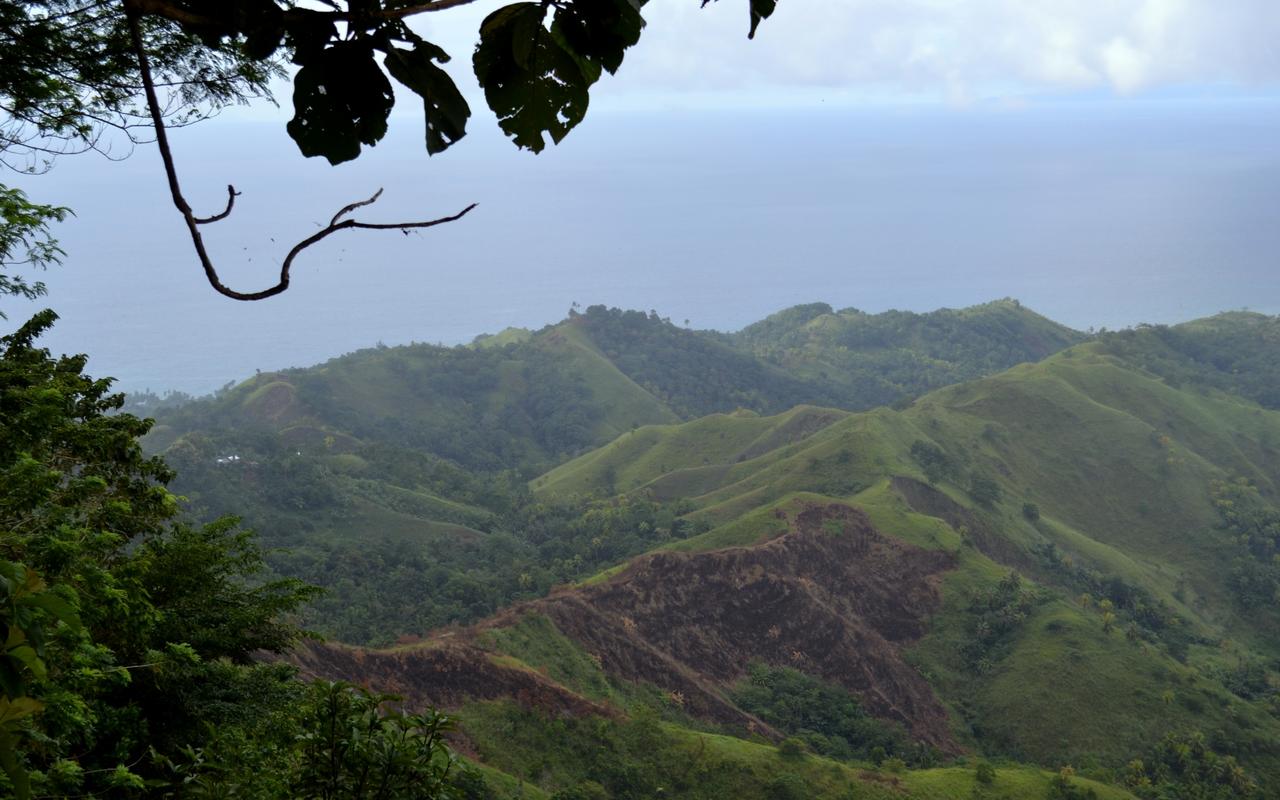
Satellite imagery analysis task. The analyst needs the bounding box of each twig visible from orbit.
[124,3,477,301]
[193,185,239,224]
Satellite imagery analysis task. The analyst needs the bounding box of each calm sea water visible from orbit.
[7,100,1280,395]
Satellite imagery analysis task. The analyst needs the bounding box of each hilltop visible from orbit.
[146,299,1082,471]
[729,298,1082,407]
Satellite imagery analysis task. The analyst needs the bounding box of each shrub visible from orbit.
[969,475,1002,507]
[778,737,808,759]
[767,773,808,800]
[975,761,996,784]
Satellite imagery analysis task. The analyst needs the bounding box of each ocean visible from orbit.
[6,99,1280,395]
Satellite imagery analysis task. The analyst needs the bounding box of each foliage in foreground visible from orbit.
[157,680,480,800]
[0,311,486,798]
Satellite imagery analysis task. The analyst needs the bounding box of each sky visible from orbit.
[5,0,1280,394]
[407,0,1280,104]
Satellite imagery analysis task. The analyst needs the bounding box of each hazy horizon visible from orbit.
[5,96,1276,395]
[5,2,1280,395]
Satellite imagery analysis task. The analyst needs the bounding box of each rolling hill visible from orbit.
[131,302,1280,798]
[140,300,1087,642]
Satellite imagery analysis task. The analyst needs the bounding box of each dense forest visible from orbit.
[0,313,494,797]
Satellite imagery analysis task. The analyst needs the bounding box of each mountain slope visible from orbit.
[137,300,1090,644]
[130,303,1280,797]
[341,332,1280,792]
[146,299,1084,476]
[292,500,1140,799]
[1097,311,1280,410]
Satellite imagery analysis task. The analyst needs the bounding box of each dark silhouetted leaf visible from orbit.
[285,11,340,63]
[235,0,286,59]
[286,42,394,165]
[699,0,778,39]
[243,20,285,60]
[550,0,646,76]
[473,3,595,153]
[384,41,471,155]
[749,0,777,38]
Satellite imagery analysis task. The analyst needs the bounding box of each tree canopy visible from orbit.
[0,309,502,798]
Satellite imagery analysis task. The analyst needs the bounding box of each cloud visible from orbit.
[582,0,1280,100]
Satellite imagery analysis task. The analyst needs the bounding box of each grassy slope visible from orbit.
[142,306,1280,793]
[533,405,848,498]
[526,339,1280,788]
[464,614,1134,800]
[143,299,1089,584]
[539,321,681,441]
[459,699,1134,800]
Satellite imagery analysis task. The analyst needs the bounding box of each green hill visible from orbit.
[131,303,1280,798]
[513,338,1280,789]
[140,300,1089,643]
[730,298,1085,407]
[1097,311,1280,410]
[147,299,1085,475]
[532,405,849,498]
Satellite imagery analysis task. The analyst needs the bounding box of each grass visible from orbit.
[539,321,681,442]
[456,699,1137,800]
[530,342,1280,786]
[155,306,1280,792]
[457,756,550,800]
[852,479,962,551]
[478,614,618,705]
[900,764,1133,799]
[661,493,809,553]
[533,405,844,498]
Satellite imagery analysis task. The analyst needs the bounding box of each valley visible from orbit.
[133,301,1280,798]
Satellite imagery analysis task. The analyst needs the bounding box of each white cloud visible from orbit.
[1102,36,1149,93]
[372,0,1280,115]
[579,0,1280,101]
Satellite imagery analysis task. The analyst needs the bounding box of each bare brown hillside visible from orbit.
[294,502,959,752]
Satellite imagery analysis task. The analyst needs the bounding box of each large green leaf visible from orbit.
[21,591,80,630]
[286,41,394,165]
[384,41,471,155]
[5,645,45,680]
[473,3,595,153]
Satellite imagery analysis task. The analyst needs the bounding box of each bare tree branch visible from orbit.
[329,189,386,228]
[125,5,477,301]
[194,185,239,225]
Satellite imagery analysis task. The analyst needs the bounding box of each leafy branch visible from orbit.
[6,0,779,299]
[125,6,477,301]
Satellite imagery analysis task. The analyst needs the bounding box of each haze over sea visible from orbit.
[7,95,1279,396]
